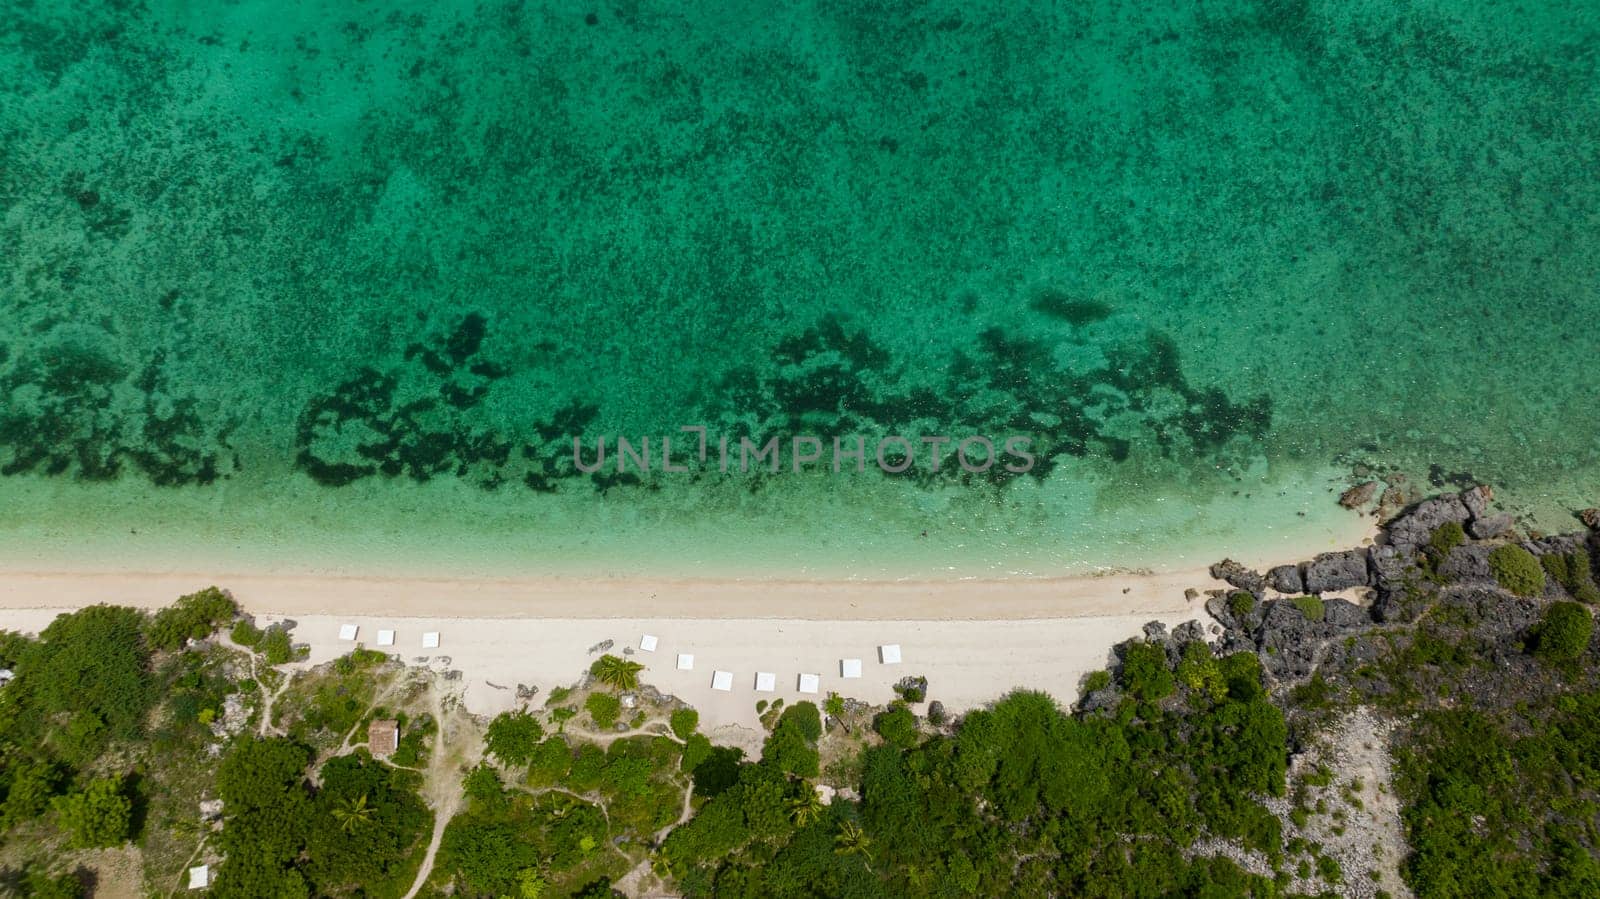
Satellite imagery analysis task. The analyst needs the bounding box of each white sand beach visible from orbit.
[0,517,1374,732]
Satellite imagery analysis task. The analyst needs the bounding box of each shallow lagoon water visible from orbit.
[1,0,1597,578]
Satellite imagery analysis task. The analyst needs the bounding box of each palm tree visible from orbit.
[591,654,645,691]
[331,793,371,833]
[787,788,825,826]
[835,820,873,871]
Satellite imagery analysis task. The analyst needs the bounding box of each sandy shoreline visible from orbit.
[0,518,1373,730]
[0,567,1219,620]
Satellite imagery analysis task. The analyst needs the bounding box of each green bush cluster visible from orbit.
[146,587,238,651]
[585,692,622,730]
[1228,591,1256,618]
[1535,602,1594,662]
[1542,550,1600,604]
[1489,544,1545,596]
[485,710,546,766]
[669,708,699,740]
[1429,521,1467,558]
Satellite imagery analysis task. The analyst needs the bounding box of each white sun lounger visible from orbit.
[711,670,734,691]
[639,634,658,652]
[338,624,359,641]
[755,672,776,692]
[421,632,440,649]
[797,673,820,694]
[677,653,695,670]
[376,629,395,647]
[840,658,863,678]
[879,644,902,664]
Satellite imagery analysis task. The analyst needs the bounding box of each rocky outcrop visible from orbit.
[1304,549,1371,594]
[1340,481,1379,509]
[1267,564,1305,595]
[1386,495,1471,555]
[1210,559,1266,595]
[1580,508,1600,531]
[1469,513,1514,539]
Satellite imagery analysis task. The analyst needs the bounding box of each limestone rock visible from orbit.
[1461,484,1494,519]
[1267,564,1305,595]
[1386,495,1471,555]
[1209,558,1266,595]
[1469,513,1513,540]
[1304,549,1372,594]
[1339,481,1379,509]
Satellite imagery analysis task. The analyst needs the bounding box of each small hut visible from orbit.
[368,719,400,756]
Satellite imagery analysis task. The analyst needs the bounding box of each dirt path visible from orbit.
[402,677,481,899]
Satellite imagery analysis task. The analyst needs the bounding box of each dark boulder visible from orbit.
[1172,620,1207,646]
[1142,621,1168,642]
[1257,599,1323,680]
[1580,508,1600,531]
[1387,495,1471,555]
[1469,513,1514,540]
[1322,598,1371,629]
[1267,564,1305,595]
[1304,549,1372,594]
[1209,558,1266,595]
[1078,688,1120,714]
[1369,544,1412,589]
[1340,481,1380,509]
[1438,543,1493,583]
[1461,485,1494,519]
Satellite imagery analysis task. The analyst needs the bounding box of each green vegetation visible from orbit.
[1543,550,1600,604]
[1428,521,1466,558]
[872,704,918,749]
[1228,590,1256,618]
[585,692,622,730]
[670,707,699,740]
[485,710,546,765]
[52,776,132,848]
[259,624,295,665]
[1535,601,1594,662]
[1118,641,1174,701]
[590,654,645,691]
[1489,544,1545,596]
[145,586,237,651]
[11,548,1600,896]
[1290,595,1326,622]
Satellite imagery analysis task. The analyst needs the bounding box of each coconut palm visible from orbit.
[590,654,645,691]
[835,820,873,869]
[331,793,371,833]
[788,788,825,826]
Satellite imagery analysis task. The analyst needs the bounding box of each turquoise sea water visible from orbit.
[1,0,1597,578]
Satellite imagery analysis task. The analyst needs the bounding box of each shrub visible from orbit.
[585,693,622,730]
[1536,602,1593,662]
[824,693,846,718]
[1290,596,1326,622]
[1490,545,1545,597]
[259,625,294,665]
[874,705,919,749]
[1228,591,1256,618]
[53,777,132,848]
[146,587,238,651]
[669,708,699,740]
[230,619,263,648]
[485,711,545,766]
[893,676,928,704]
[1119,641,1175,701]
[1083,670,1113,693]
[1429,521,1467,558]
[1542,551,1600,604]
